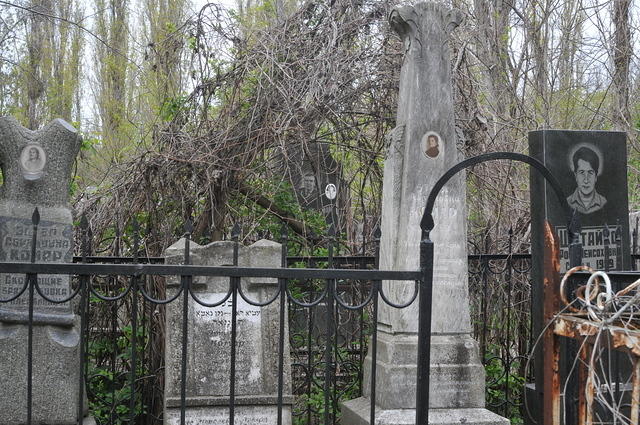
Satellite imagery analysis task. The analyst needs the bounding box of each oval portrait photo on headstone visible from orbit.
[421,131,441,159]
[325,183,337,200]
[20,143,46,180]
[566,143,606,215]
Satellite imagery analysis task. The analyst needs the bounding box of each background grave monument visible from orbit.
[164,237,292,425]
[342,3,508,424]
[527,130,631,424]
[0,116,88,424]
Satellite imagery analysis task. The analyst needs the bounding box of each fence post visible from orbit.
[415,231,434,424]
[179,220,192,425]
[76,215,89,425]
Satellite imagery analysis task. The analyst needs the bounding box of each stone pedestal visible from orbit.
[0,117,88,424]
[164,238,292,424]
[341,3,507,424]
[0,322,83,424]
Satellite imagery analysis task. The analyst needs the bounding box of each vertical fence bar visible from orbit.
[306,257,315,425]
[415,233,433,425]
[330,227,339,423]
[26,207,39,425]
[277,225,288,425]
[369,226,381,425]
[129,219,140,424]
[504,228,513,418]
[141,281,148,418]
[480,242,489,360]
[357,236,367,395]
[76,215,89,424]
[229,223,241,425]
[180,221,192,425]
[368,282,379,425]
[603,224,618,407]
[84,225,93,388]
[110,225,121,424]
[110,293,118,424]
[633,219,638,271]
[324,226,335,425]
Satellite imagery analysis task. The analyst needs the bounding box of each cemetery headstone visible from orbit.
[530,130,630,273]
[283,142,346,226]
[341,3,508,424]
[0,116,90,424]
[527,130,631,424]
[164,238,292,425]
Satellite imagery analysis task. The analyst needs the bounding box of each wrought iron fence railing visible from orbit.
[0,212,426,425]
[6,203,640,425]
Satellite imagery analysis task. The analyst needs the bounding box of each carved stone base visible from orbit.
[359,333,486,409]
[0,322,87,425]
[341,397,509,425]
[342,332,509,425]
[165,405,292,425]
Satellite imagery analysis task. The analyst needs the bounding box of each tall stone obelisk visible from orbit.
[342,3,509,424]
[0,117,90,424]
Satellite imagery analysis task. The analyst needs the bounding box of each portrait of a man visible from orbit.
[421,132,440,158]
[566,145,607,214]
[300,174,316,197]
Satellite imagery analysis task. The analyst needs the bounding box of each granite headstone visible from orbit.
[530,130,630,272]
[164,238,292,425]
[528,130,631,424]
[0,116,91,424]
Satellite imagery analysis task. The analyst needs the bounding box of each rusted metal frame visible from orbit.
[554,315,640,423]
[553,316,640,357]
[542,221,562,425]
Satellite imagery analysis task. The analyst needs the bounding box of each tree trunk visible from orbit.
[611,0,632,132]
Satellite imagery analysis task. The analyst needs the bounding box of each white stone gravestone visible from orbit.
[341,3,509,424]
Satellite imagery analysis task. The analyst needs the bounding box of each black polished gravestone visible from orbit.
[527,129,631,425]
[530,130,630,272]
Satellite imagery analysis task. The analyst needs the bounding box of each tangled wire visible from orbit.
[557,268,640,424]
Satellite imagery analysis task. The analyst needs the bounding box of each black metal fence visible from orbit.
[0,211,427,425]
[3,197,639,425]
[286,254,377,424]
[468,243,532,423]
